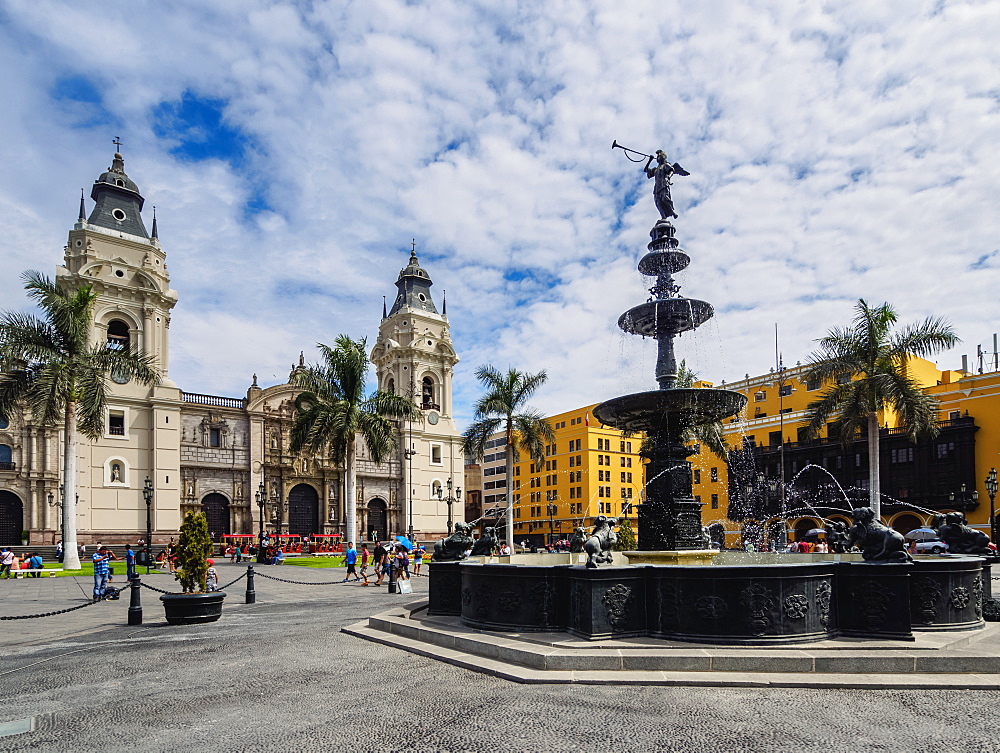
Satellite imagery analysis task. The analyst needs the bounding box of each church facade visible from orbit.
[0,151,463,546]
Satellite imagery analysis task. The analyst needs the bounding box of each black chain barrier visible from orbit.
[137,581,174,595]
[0,582,134,621]
[217,571,248,591]
[254,570,345,586]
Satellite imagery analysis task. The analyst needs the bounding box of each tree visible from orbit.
[614,517,637,551]
[675,360,730,461]
[463,366,555,551]
[0,271,160,570]
[803,299,959,520]
[289,336,417,545]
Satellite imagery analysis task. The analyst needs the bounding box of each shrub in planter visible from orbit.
[160,511,226,625]
[175,511,213,593]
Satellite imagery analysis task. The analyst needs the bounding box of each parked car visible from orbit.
[915,540,949,554]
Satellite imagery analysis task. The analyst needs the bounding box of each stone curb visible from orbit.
[342,601,1000,687]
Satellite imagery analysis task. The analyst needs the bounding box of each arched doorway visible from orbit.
[794,518,820,542]
[367,498,388,542]
[201,493,231,539]
[288,484,319,538]
[890,513,923,535]
[0,491,23,546]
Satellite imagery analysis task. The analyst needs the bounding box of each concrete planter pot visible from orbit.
[160,591,226,625]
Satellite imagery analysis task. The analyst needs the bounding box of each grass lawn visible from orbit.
[282,556,345,568]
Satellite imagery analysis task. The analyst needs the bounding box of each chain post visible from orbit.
[245,565,256,604]
[127,577,143,625]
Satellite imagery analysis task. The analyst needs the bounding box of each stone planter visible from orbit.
[160,591,226,625]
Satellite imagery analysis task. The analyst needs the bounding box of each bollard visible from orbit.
[127,577,142,625]
[388,562,397,594]
[245,565,255,604]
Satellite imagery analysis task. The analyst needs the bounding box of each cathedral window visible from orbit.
[421,377,439,410]
[107,320,130,350]
[108,411,126,437]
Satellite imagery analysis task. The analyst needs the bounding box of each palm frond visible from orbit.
[513,410,554,466]
[463,416,504,460]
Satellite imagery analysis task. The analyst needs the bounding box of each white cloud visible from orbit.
[0,0,998,429]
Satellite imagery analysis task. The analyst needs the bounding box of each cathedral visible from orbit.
[0,151,464,546]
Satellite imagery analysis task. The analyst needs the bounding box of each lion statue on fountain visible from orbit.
[584,515,620,568]
[432,521,475,562]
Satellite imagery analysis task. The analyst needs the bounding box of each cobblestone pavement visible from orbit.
[1,562,998,753]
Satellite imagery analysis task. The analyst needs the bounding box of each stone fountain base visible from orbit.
[428,556,989,645]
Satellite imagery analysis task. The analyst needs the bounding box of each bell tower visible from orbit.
[57,148,182,541]
[371,247,463,538]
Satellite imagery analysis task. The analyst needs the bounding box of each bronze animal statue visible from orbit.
[935,512,991,555]
[824,520,849,554]
[569,527,587,553]
[706,521,726,550]
[583,515,619,568]
[847,507,911,562]
[432,521,474,562]
[470,527,497,557]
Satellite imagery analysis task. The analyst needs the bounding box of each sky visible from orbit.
[1,0,998,429]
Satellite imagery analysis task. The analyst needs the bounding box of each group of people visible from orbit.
[0,548,45,578]
[342,541,426,586]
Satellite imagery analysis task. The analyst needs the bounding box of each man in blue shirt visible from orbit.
[125,544,136,581]
[342,542,359,582]
[92,547,110,601]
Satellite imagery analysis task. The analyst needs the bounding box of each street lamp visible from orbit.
[270,493,284,537]
[436,478,460,535]
[142,476,153,574]
[985,468,998,544]
[255,481,268,564]
[47,489,65,553]
[948,483,979,513]
[546,501,557,547]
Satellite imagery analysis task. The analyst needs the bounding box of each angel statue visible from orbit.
[644,150,690,220]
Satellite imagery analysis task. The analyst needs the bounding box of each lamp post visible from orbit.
[255,481,268,564]
[948,483,979,513]
[47,489,64,552]
[985,468,998,544]
[546,501,557,547]
[270,493,284,537]
[142,476,153,574]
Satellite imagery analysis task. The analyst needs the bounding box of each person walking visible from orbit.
[359,544,371,585]
[343,542,360,582]
[373,541,387,586]
[394,544,410,581]
[55,540,63,563]
[0,547,13,579]
[125,544,136,580]
[92,546,111,601]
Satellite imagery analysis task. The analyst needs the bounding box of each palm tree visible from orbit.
[289,336,418,545]
[803,299,959,520]
[675,360,730,461]
[0,271,161,570]
[463,366,555,551]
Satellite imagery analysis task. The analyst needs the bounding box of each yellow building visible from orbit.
[502,404,644,547]
[694,355,1000,546]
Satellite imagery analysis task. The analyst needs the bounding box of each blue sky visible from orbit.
[1,0,999,427]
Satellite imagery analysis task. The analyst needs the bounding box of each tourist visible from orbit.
[0,547,13,579]
[412,546,424,576]
[205,559,219,591]
[55,540,63,563]
[28,551,44,577]
[373,541,387,586]
[359,544,371,585]
[499,541,511,556]
[343,542,360,582]
[126,544,136,580]
[393,545,409,580]
[226,544,236,562]
[272,547,285,565]
[92,546,111,601]
[234,544,243,564]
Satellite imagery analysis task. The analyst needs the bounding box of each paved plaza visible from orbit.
[1,561,998,752]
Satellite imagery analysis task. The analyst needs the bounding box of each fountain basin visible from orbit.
[429,555,988,644]
[619,298,713,336]
[594,388,747,433]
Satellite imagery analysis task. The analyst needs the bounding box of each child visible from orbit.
[205,559,219,591]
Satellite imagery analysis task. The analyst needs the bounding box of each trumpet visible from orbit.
[612,140,653,162]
